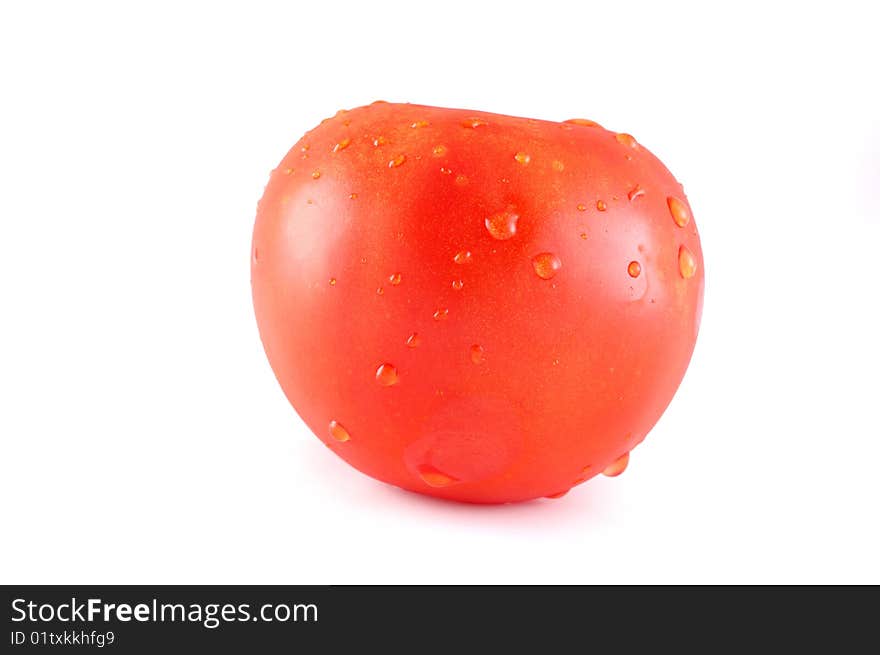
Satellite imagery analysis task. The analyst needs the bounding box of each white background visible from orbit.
[1,1,878,584]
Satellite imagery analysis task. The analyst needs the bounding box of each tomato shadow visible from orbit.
[363,475,613,532]
[298,436,615,533]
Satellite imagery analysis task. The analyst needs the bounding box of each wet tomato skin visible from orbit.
[252,102,704,504]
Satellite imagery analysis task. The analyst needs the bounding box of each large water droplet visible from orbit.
[628,261,642,278]
[375,363,399,386]
[615,133,638,148]
[485,208,519,240]
[470,344,484,364]
[333,138,351,152]
[388,154,406,168]
[328,420,351,442]
[603,452,629,477]
[311,170,321,179]
[329,278,337,286]
[596,200,607,211]
[628,185,645,201]
[418,465,459,487]
[532,252,562,279]
[678,245,696,279]
[667,196,691,227]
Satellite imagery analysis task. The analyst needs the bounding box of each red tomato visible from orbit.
[252,102,704,503]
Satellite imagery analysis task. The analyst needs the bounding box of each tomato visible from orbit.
[251,102,704,503]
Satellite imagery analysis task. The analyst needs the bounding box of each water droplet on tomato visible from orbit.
[514,152,530,165]
[461,118,487,129]
[406,333,421,348]
[679,245,697,279]
[628,185,645,201]
[545,490,569,499]
[252,247,259,264]
[579,232,588,240]
[596,200,607,211]
[411,120,429,128]
[373,136,387,147]
[565,118,602,127]
[485,208,519,240]
[388,154,406,168]
[349,192,358,200]
[376,286,384,295]
[433,144,448,157]
[328,420,351,442]
[576,203,587,212]
[628,261,642,278]
[552,160,565,172]
[440,167,453,175]
[418,466,459,487]
[454,250,472,265]
[375,363,399,386]
[329,278,337,286]
[532,252,562,280]
[470,344,484,364]
[389,272,402,286]
[311,170,321,179]
[615,133,638,148]
[433,308,449,321]
[603,452,629,477]
[667,196,691,227]
[452,279,464,291]
[455,174,468,186]
[333,138,351,152]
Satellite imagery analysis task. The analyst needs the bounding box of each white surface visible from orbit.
[1,1,878,584]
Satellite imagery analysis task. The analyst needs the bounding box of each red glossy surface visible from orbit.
[252,102,704,503]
